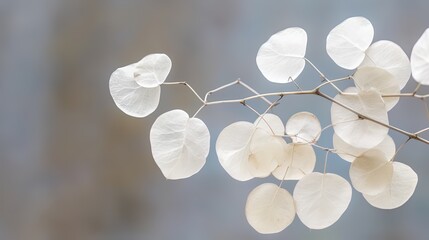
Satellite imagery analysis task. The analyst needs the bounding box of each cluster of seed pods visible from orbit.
[109,17,429,233]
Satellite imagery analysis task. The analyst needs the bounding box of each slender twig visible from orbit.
[256,96,283,122]
[205,90,314,105]
[163,74,429,145]
[316,76,353,90]
[305,58,343,93]
[305,58,327,80]
[245,97,284,139]
[244,103,282,136]
[203,78,273,105]
[419,94,429,99]
[205,87,429,144]
[323,151,330,174]
[290,77,303,91]
[237,79,273,105]
[315,91,429,144]
[163,81,204,103]
[413,83,421,95]
[330,149,359,159]
[204,80,239,102]
[192,105,205,118]
[272,164,290,204]
[242,103,262,117]
[314,119,359,141]
[205,77,352,106]
[283,133,360,158]
[390,137,412,162]
[415,127,429,135]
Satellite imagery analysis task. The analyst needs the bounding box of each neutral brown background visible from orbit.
[1,0,429,239]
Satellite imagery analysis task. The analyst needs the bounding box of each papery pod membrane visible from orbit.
[246,183,296,234]
[257,27,307,83]
[326,16,374,69]
[150,109,210,180]
[294,172,352,229]
[331,87,389,149]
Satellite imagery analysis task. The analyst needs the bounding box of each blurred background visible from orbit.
[1,0,429,239]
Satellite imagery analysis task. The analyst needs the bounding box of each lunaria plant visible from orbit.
[109,17,429,233]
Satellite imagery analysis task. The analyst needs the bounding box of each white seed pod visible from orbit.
[363,162,418,209]
[216,120,287,180]
[254,113,285,136]
[248,129,285,178]
[134,53,172,88]
[109,63,161,118]
[326,16,374,69]
[353,66,400,111]
[360,40,411,90]
[411,28,429,85]
[150,109,210,180]
[333,134,396,163]
[256,27,307,83]
[349,149,393,195]
[246,183,296,234]
[216,122,255,181]
[272,143,316,180]
[331,87,389,149]
[293,172,352,230]
[285,112,321,144]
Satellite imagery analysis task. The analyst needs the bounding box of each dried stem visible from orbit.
[415,127,429,135]
[163,68,429,146]
[192,105,205,118]
[323,151,330,174]
[305,58,343,93]
[203,78,273,105]
[237,79,273,105]
[203,80,239,102]
[163,81,205,103]
[391,137,412,162]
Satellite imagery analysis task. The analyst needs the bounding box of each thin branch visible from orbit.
[390,137,412,162]
[413,83,421,95]
[192,105,205,118]
[244,103,283,136]
[275,143,295,199]
[242,103,261,117]
[316,76,353,90]
[273,160,291,204]
[415,127,429,135]
[330,149,359,159]
[248,96,284,137]
[305,57,327,80]
[166,73,429,146]
[204,77,351,106]
[381,93,414,98]
[262,96,283,116]
[323,151,330,174]
[205,89,315,105]
[312,142,335,153]
[163,81,205,103]
[203,78,273,105]
[305,58,343,93]
[418,94,429,99]
[237,79,273,105]
[203,80,239,102]
[290,77,303,91]
[314,119,359,141]
[315,91,429,144]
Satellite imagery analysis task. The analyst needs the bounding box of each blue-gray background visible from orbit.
[1,0,429,239]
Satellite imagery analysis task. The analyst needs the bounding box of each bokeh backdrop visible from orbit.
[1,0,429,239]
